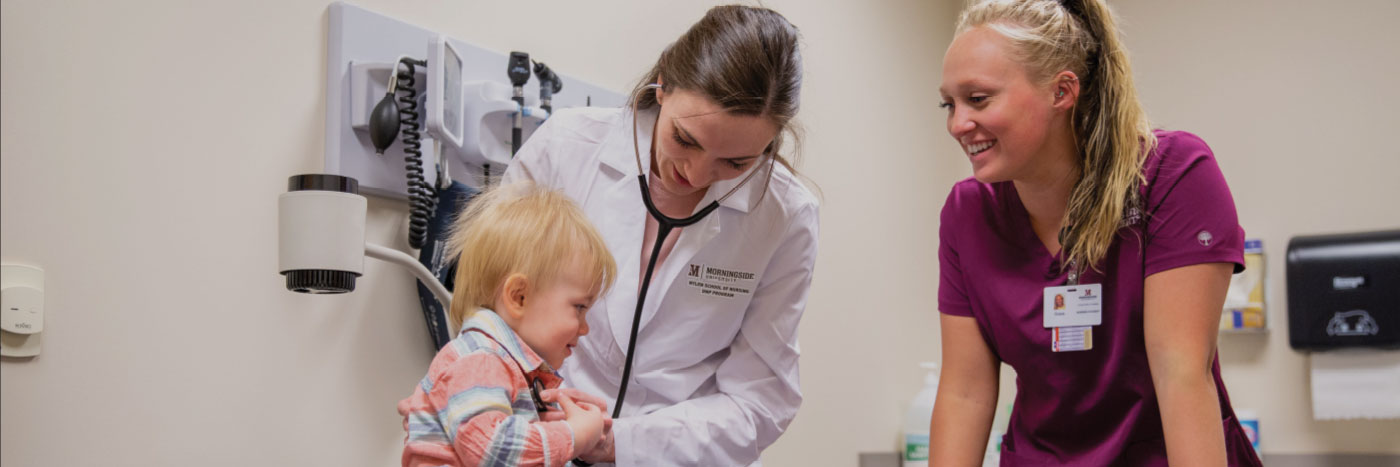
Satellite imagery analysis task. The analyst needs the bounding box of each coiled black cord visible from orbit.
[396,57,434,249]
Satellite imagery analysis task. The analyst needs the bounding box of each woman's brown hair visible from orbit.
[630,5,805,174]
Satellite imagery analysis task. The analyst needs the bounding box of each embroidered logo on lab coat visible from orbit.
[686,263,757,299]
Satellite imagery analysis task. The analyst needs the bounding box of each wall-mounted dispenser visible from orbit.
[1,264,45,357]
[1286,229,1400,350]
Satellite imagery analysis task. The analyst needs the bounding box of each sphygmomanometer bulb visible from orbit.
[369,91,400,154]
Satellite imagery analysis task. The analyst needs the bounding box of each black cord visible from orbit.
[614,224,669,419]
[512,126,523,155]
[568,178,721,467]
[396,57,434,249]
[511,93,524,156]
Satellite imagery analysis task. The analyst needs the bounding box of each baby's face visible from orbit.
[515,258,598,369]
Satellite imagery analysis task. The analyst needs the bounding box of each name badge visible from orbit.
[1043,283,1102,328]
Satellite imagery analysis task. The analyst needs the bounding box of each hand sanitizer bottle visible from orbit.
[904,362,940,467]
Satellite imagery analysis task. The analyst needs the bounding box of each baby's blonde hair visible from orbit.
[446,182,617,329]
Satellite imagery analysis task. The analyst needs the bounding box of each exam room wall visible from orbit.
[0,1,960,466]
[1110,0,1400,454]
[13,0,1388,464]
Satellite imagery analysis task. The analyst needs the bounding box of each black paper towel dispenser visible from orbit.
[1286,229,1400,350]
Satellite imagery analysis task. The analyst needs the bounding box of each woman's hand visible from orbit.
[575,427,616,463]
[538,410,615,462]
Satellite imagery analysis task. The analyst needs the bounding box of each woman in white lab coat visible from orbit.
[501,5,817,466]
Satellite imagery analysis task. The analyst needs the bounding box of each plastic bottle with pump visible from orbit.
[982,403,1011,466]
[903,362,940,467]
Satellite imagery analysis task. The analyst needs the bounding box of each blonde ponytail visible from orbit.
[956,0,1156,273]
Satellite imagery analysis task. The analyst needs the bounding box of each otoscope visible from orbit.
[533,61,562,115]
[507,51,531,156]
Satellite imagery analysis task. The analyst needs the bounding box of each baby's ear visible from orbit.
[500,274,530,318]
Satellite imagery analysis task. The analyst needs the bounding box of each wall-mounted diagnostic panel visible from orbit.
[325,2,626,199]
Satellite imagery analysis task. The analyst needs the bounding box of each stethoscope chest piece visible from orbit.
[530,377,548,414]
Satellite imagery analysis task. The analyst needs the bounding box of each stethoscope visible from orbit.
[570,85,772,466]
[610,84,773,419]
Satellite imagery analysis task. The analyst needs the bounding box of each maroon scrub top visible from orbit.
[938,131,1262,466]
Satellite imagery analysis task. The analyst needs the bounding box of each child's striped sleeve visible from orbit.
[399,350,575,467]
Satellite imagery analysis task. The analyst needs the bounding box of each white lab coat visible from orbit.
[502,106,819,466]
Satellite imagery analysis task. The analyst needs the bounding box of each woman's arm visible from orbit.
[930,313,1000,467]
[1144,262,1233,466]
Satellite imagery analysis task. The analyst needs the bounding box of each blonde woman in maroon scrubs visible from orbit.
[930,0,1263,465]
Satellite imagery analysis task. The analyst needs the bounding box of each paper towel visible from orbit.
[1310,348,1400,420]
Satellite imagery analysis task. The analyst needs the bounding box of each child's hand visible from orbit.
[540,388,612,431]
[541,388,610,414]
[558,393,605,451]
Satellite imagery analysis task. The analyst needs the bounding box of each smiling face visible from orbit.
[649,87,778,198]
[940,26,1061,184]
[510,254,600,370]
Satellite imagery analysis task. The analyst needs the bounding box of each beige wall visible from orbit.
[763,0,964,463]
[2,1,1395,466]
[1112,0,1400,454]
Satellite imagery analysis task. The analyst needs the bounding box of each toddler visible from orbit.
[398,182,617,467]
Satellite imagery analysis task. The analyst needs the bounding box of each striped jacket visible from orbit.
[398,308,575,467]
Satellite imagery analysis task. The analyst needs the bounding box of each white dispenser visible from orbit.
[903,362,940,466]
[1,264,45,357]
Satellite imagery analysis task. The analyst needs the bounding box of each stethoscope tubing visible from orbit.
[612,94,765,418]
[571,93,774,466]
[611,176,720,419]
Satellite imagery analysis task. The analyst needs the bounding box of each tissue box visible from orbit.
[1286,230,1400,350]
[1222,239,1266,331]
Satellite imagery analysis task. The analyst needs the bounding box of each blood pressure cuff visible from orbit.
[416,181,479,351]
